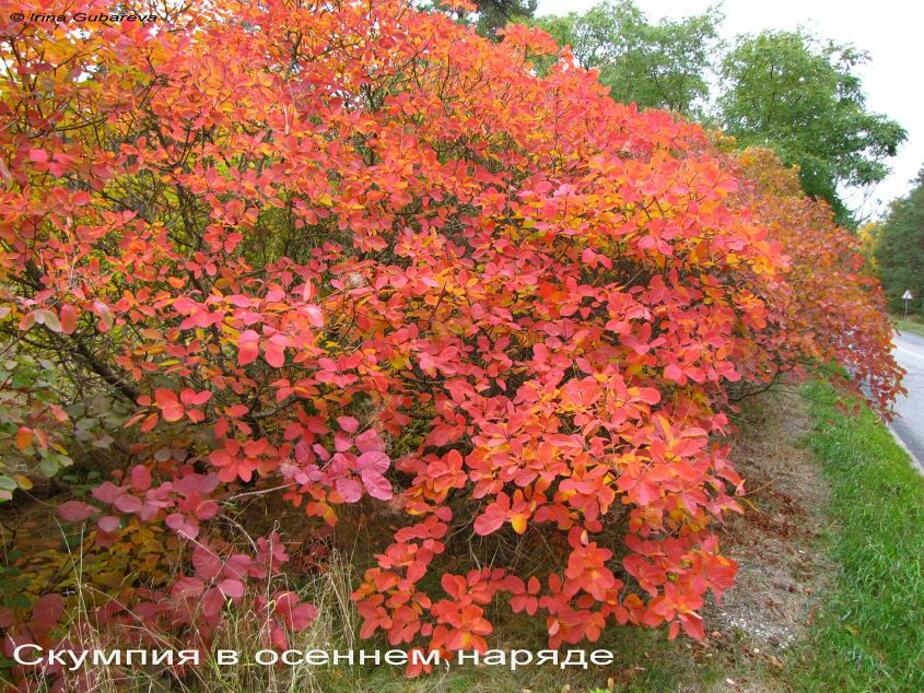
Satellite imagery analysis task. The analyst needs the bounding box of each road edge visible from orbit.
[889,329,924,475]
[886,421,924,475]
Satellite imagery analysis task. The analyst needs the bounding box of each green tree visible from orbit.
[875,169,924,312]
[432,0,538,38]
[534,0,722,117]
[719,31,906,227]
[474,0,537,38]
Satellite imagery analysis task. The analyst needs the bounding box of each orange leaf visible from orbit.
[15,427,33,451]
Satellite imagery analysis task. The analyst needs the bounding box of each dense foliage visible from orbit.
[0,0,901,684]
[719,31,906,227]
[535,0,721,117]
[468,0,537,38]
[530,6,905,227]
[874,168,924,312]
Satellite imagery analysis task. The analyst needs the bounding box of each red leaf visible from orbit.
[360,470,392,501]
[92,300,113,332]
[15,427,33,451]
[114,494,143,514]
[17,311,36,331]
[181,388,212,406]
[264,336,286,368]
[274,592,318,630]
[59,304,78,334]
[97,515,120,533]
[355,429,383,453]
[473,509,505,536]
[664,363,684,383]
[192,546,223,579]
[202,587,225,617]
[58,500,98,522]
[337,416,359,433]
[218,578,245,599]
[226,404,249,418]
[304,304,324,327]
[31,594,65,633]
[154,389,184,422]
[336,476,363,503]
[166,512,199,539]
[238,330,260,366]
[130,465,152,492]
[357,450,389,474]
[92,482,124,504]
[194,500,219,520]
[0,607,13,629]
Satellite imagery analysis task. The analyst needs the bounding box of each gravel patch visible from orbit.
[705,388,833,658]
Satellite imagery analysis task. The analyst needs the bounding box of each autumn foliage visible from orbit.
[0,0,901,681]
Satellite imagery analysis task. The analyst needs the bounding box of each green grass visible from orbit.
[791,381,924,691]
[894,314,924,337]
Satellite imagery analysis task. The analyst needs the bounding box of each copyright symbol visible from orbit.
[10,12,24,22]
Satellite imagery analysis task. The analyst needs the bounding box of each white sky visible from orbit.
[537,0,923,219]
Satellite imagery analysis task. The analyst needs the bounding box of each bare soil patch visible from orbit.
[690,388,834,691]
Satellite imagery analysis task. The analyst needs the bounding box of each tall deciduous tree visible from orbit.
[875,169,924,312]
[719,30,906,227]
[535,0,722,117]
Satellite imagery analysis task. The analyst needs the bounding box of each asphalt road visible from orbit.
[892,331,924,472]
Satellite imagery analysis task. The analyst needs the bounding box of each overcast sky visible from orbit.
[537,0,923,219]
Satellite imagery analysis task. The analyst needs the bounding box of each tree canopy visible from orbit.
[875,168,924,311]
[719,31,906,227]
[433,0,538,38]
[535,1,722,117]
[473,0,538,37]
[529,9,906,226]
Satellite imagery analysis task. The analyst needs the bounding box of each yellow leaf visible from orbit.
[93,571,125,589]
[510,514,528,534]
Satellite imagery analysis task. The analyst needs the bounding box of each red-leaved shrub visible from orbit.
[0,0,901,680]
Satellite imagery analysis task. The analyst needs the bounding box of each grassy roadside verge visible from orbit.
[792,381,924,691]
[894,315,924,336]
